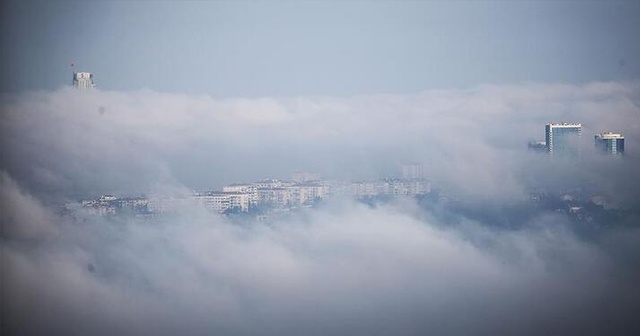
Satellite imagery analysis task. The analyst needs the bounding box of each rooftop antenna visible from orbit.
[70,61,76,85]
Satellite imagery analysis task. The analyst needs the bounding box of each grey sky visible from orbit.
[2,0,640,96]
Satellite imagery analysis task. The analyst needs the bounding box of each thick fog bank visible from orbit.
[2,174,640,336]
[1,82,640,204]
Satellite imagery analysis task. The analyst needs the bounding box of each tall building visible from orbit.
[73,72,95,89]
[545,123,582,155]
[594,132,624,155]
[401,163,424,180]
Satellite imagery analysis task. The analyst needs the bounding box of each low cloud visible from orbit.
[2,173,640,335]
[1,82,639,200]
[2,82,640,335]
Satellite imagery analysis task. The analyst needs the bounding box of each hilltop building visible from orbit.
[73,72,95,89]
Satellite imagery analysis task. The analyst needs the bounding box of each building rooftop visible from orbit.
[596,132,624,139]
[547,122,582,127]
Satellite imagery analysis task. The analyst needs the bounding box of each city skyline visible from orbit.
[2,1,640,336]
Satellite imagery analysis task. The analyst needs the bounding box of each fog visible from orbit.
[2,82,640,335]
[2,82,640,200]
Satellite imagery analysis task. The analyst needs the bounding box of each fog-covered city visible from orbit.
[2,1,640,335]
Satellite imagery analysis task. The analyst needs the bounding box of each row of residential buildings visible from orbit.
[81,195,149,216]
[79,171,432,216]
[194,179,327,212]
[191,176,431,214]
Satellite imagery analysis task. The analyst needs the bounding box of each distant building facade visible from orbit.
[292,172,321,183]
[401,163,424,180]
[81,173,432,217]
[545,123,582,156]
[594,132,624,155]
[82,195,148,215]
[73,72,95,89]
[349,179,430,198]
[194,191,255,213]
[222,184,256,194]
[527,141,547,152]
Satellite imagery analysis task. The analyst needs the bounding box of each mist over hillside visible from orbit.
[2,83,640,335]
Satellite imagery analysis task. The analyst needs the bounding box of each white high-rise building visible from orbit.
[545,123,582,156]
[73,72,95,89]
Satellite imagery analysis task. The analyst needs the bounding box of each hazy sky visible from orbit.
[2,0,640,95]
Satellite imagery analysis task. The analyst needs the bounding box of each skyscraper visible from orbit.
[545,123,582,156]
[594,132,624,155]
[73,72,95,89]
